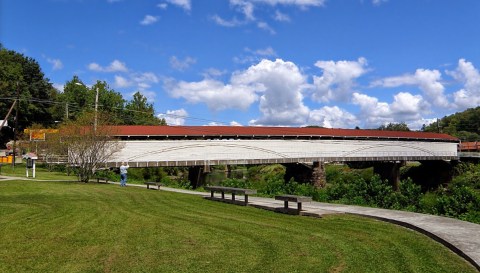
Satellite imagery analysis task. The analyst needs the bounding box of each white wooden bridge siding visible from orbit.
[107,139,458,167]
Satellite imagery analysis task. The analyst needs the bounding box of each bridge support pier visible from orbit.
[373,161,405,191]
[311,161,326,188]
[283,161,326,189]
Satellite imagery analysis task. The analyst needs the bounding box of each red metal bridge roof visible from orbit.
[108,125,458,142]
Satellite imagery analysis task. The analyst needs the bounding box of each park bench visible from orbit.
[275,195,312,215]
[144,182,164,190]
[204,186,257,206]
[96,177,109,184]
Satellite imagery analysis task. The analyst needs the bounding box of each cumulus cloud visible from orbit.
[237,59,309,126]
[170,56,197,71]
[312,57,368,102]
[88,59,128,72]
[352,91,427,128]
[165,58,309,126]
[159,108,189,125]
[164,78,258,111]
[140,15,159,25]
[352,92,392,126]
[372,68,448,107]
[448,59,480,109]
[308,106,357,128]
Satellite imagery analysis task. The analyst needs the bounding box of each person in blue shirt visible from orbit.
[119,162,129,187]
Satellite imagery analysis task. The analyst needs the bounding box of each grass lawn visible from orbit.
[0,180,476,273]
[0,163,77,181]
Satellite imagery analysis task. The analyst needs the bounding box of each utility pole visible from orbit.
[94,87,98,133]
[12,82,19,168]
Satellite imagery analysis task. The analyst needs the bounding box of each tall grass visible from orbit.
[0,180,476,272]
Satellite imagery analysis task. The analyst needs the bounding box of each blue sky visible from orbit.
[2,0,480,129]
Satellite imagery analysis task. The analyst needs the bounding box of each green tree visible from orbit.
[124,92,166,125]
[424,107,480,141]
[60,77,125,124]
[378,122,410,131]
[0,45,59,147]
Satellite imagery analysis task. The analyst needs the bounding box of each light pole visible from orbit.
[75,82,98,132]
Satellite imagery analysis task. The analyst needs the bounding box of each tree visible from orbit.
[0,45,59,147]
[60,77,125,123]
[52,112,124,182]
[124,92,166,125]
[378,122,410,131]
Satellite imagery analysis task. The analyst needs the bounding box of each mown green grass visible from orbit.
[0,180,476,273]
[0,163,77,181]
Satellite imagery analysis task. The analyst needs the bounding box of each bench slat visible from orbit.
[275,195,312,203]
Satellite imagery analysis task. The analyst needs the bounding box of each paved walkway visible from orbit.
[2,176,479,270]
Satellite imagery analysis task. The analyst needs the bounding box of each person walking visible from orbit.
[120,162,129,187]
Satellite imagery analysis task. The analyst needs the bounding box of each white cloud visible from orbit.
[448,59,480,109]
[352,92,392,127]
[254,47,276,56]
[140,15,159,25]
[231,0,256,20]
[274,10,290,21]
[230,121,243,126]
[157,3,168,9]
[88,59,128,72]
[164,78,258,111]
[308,106,358,128]
[159,109,188,125]
[170,56,197,71]
[47,58,63,70]
[257,21,276,34]
[248,0,325,7]
[211,15,245,27]
[352,91,427,128]
[165,58,309,126]
[238,59,309,126]
[312,57,368,102]
[372,68,448,107]
[214,0,323,29]
[114,75,132,88]
[166,0,191,11]
[390,92,425,120]
[201,68,227,78]
[234,47,277,64]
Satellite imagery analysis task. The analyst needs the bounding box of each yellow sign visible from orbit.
[24,129,59,141]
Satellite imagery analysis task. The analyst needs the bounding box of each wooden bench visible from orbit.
[96,177,109,183]
[204,186,257,206]
[275,195,312,215]
[144,182,164,190]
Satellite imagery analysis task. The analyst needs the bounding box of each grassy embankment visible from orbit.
[0,179,477,273]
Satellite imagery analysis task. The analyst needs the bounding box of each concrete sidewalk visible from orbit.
[159,185,480,271]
